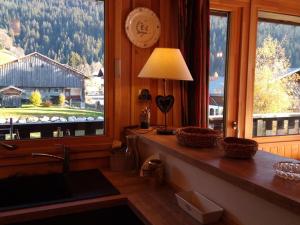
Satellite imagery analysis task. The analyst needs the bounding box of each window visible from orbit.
[0,0,105,140]
[209,12,229,133]
[253,12,300,137]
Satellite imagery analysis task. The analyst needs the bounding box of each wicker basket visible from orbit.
[176,127,221,148]
[221,137,258,159]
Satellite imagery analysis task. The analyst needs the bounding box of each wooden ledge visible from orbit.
[132,130,300,215]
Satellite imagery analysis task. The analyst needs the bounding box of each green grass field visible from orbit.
[0,105,103,119]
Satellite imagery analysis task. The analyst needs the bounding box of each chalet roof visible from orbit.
[0,52,88,79]
[209,95,224,106]
[275,67,300,80]
[0,85,24,93]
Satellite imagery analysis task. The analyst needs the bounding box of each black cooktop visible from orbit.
[0,169,120,212]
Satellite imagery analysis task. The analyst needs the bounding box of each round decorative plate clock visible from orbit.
[125,7,161,48]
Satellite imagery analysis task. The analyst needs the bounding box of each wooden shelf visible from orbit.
[132,129,300,215]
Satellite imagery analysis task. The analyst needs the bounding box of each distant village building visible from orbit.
[86,66,104,107]
[0,52,87,107]
[209,76,224,116]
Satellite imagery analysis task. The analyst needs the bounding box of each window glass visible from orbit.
[253,17,300,137]
[209,13,229,132]
[0,0,104,140]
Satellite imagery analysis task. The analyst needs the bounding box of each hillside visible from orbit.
[0,0,104,66]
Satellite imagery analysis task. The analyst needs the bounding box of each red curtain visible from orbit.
[178,0,210,127]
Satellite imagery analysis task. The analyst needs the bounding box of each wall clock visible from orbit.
[125,7,161,48]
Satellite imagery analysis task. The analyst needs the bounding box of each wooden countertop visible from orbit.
[0,170,227,225]
[133,130,300,215]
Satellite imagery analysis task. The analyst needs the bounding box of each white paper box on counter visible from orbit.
[175,191,224,224]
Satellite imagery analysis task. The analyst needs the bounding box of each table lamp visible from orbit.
[138,48,193,135]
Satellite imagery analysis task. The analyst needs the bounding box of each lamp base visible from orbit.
[156,128,175,135]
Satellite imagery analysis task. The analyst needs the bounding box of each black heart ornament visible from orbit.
[155,95,174,113]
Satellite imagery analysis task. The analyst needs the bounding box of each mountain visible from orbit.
[0,0,104,66]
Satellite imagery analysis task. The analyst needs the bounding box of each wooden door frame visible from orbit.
[210,0,251,137]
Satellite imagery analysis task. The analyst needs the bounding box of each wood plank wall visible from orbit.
[113,0,182,140]
[259,142,300,160]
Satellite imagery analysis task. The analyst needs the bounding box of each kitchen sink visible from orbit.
[10,204,147,225]
[0,169,120,212]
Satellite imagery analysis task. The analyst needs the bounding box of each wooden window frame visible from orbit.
[211,0,300,144]
[245,0,300,143]
[2,0,115,150]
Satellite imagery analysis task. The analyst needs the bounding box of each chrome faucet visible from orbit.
[0,142,17,151]
[32,145,70,174]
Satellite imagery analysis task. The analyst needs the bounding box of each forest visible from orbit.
[257,20,300,69]
[210,15,300,79]
[0,0,104,66]
[1,1,299,77]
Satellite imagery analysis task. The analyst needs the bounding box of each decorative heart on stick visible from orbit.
[155,95,174,113]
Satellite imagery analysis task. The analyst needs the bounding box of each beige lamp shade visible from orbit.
[138,48,193,81]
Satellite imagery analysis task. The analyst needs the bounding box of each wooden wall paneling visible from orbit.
[277,145,284,157]
[118,0,133,140]
[0,158,110,179]
[259,141,300,160]
[291,144,299,159]
[149,0,160,126]
[113,0,123,140]
[169,0,181,127]
[113,0,181,138]
[156,80,164,126]
[113,1,121,136]
[131,0,152,126]
[149,79,158,125]
[114,0,134,140]
[158,0,173,128]
[153,0,164,127]
[158,0,182,128]
[172,81,181,127]
[0,143,112,178]
[285,145,292,158]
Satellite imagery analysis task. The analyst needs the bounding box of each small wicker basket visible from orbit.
[221,137,258,159]
[176,127,221,148]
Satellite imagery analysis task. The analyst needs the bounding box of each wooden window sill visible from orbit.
[253,134,300,143]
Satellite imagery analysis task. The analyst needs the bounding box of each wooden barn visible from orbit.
[0,85,23,107]
[0,52,87,105]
